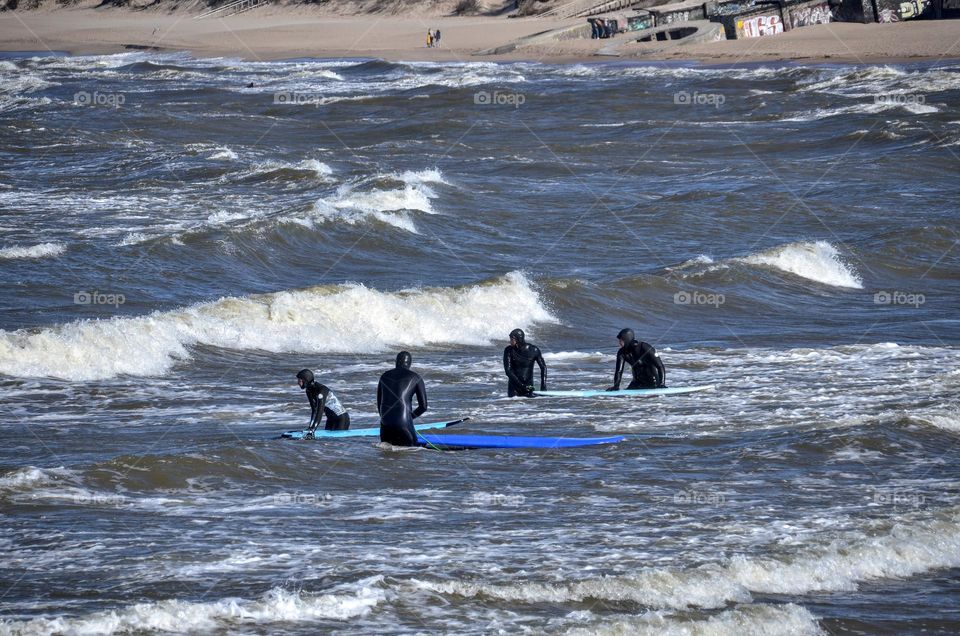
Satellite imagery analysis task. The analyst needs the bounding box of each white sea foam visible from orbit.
[737,241,862,289]
[0,583,383,635]
[672,242,862,289]
[566,603,823,636]
[307,169,445,233]
[913,412,960,433]
[0,466,76,492]
[241,158,333,179]
[208,147,238,160]
[0,272,556,380]
[414,506,960,609]
[0,242,65,260]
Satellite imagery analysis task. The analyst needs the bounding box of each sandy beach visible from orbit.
[1,3,959,64]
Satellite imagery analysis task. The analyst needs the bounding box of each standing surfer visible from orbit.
[503,328,547,397]
[607,329,666,390]
[296,369,351,437]
[377,351,428,446]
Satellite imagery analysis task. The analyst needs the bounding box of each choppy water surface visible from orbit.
[1,53,959,634]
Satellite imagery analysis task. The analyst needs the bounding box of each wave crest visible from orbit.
[0,272,556,380]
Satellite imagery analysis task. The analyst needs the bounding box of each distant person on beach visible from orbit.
[596,19,606,39]
[503,328,547,397]
[296,369,351,436]
[434,29,442,48]
[377,351,428,446]
[607,329,666,391]
[589,19,602,39]
[427,29,434,48]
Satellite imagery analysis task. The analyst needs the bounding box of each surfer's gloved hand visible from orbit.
[525,385,535,396]
[304,430,316,440]
[606,386,619,392]
[540,382,546,391]
[657,383,668,389]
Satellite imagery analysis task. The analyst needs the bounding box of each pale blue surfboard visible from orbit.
[533,385,715,398]
[281,418,468,440]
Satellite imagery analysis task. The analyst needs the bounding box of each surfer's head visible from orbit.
[509,328,525,348]
[617,328,634,346]
[396,351,412,370]
[296,368,314,389]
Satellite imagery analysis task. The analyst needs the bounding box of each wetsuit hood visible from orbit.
[296,368,314,386]
[617,328,635,343]
[396,351,412,370]
[509,328,525,347]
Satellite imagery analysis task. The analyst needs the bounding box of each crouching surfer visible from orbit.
[296,369,350,437]
[503,328,547,397]
[377,351,428,446]
[607,328,666,391]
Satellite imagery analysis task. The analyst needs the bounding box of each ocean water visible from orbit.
[1,52,959,634]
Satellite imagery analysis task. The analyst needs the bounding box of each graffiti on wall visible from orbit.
[876,0,930,20]
[737,14,783,37]
[790,2,832,26]
[661,10,693,24]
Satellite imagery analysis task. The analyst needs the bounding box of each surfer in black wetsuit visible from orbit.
[296,369,350,437]
[503,328,547,397]
[607,328,666,391]
[377,351,428,447]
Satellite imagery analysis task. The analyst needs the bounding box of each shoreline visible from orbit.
[1,7,958,65]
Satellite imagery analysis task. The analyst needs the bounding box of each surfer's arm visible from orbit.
[376,382,383,416]
[608,352,625,391]
[503,347,522,389]
[412,378,427,419]
[654,353,666,388]
[536,349,547,391]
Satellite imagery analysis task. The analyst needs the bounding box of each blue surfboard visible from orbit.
[281,418,468,440]
[416,433,625,450]
[533,385,715,398]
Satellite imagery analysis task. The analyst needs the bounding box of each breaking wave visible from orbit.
[0,582,383,636]
[0,272,556,380]
[672,241,863,289]
[0,242,66,260]
[413,506,960,610]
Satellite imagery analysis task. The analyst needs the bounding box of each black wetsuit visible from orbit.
[610,339,666,390]
[503,343,547,397]
[305,380,350,431]
[377,367,427,446]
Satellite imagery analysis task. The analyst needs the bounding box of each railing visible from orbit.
[537,0,641,18]
[193,0,270,20]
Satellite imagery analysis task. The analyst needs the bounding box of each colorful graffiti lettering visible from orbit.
[737,14,783,37]
[790,2,832,26]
